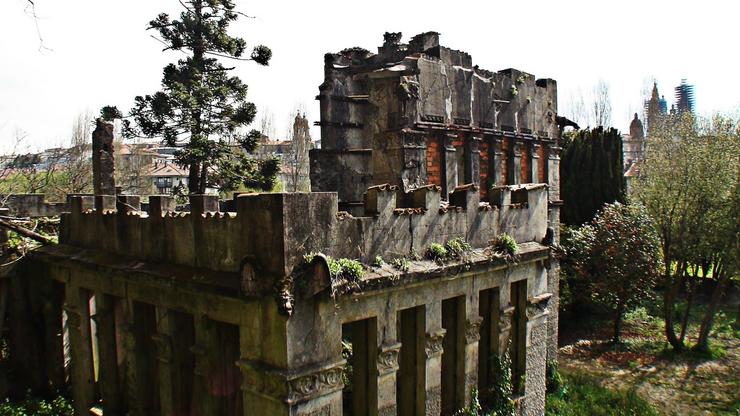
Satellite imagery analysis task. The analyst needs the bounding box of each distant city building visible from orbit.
[645,82,667,136]
[623,113,645,171]
[674,79,695,114]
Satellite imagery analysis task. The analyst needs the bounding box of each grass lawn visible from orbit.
[546,371,658,416]
[556,298,739,415]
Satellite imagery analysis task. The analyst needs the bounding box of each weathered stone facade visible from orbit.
[10,32,561,416]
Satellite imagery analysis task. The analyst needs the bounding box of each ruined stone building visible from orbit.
[10,32,561,416]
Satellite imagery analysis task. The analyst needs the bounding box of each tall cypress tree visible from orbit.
[124,0,277,194]
[560,127,625,226]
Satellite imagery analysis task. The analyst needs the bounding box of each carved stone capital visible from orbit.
[499,305,515,330]
[236,359,345,404]
[465,317,483,344]
[377,343,401,375]
[425,329,446,358]
[287,362,345,403]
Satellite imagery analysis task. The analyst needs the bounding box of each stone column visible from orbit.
[507,139,522,186]
[424,301,445,415]
[93,292,123,415]
[65,286,95,416]
[530,143,540,184]
[92,118,116,196]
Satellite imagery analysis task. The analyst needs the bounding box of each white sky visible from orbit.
[1,0,738,154]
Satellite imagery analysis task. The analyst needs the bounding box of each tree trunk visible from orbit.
[613,303,624,344]
[664,260,684,350]
[679,269,698,343]
[188,163,200,194]
[696,268,729,352]
[198,163,208,194]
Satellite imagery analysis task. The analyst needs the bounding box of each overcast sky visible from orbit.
[1,0,738,154]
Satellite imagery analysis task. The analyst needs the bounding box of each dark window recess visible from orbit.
[519,128,532,135]
[501,125,516,132]
[480,122,494,129]
[156,177,173,189]
[453,118,470,126]
[421,114,444,123]
[511,188,528,206]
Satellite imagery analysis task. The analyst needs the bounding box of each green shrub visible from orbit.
[493,233,518,258]
[427,243,448,262]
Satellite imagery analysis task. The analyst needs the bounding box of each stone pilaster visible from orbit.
[508,139,522,185]
[530,143,540,184]
[492,137,504,187]
[442,134,458,199]
[377,342,401,416]
[464,135,482,187]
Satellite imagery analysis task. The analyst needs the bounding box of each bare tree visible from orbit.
[565,88,588,128]
[50,113,93,199]
[0,129,60,198]
[591,79,612,128]
[259,109,275,140]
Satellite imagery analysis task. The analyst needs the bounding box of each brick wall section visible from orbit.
[479,141,489,199]
[427,137,442,187]
[537,144,547,183]
[520,144,530,183]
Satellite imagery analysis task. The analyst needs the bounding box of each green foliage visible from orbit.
[493,233,518,258]
[341,339,353,389]
[0,394,73,416]
[546,360,567,399]
[546,372,659,416]
[454,389,483,416]
[124,0,275,194]
[327,257,365,281]
[490,350,516,416]
[390,257,410,272]
[560,127,626,226]
[568,202,662,343]
[446,237,472,258]
[427,243,448,262]
[303,252,317,264]
[372,255,385,268]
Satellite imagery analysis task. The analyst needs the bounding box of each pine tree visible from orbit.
[124,0,278,194]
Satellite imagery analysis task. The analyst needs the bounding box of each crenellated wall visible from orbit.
[62,184,548,278]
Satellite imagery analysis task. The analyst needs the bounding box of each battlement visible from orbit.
[62,184,548,278]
